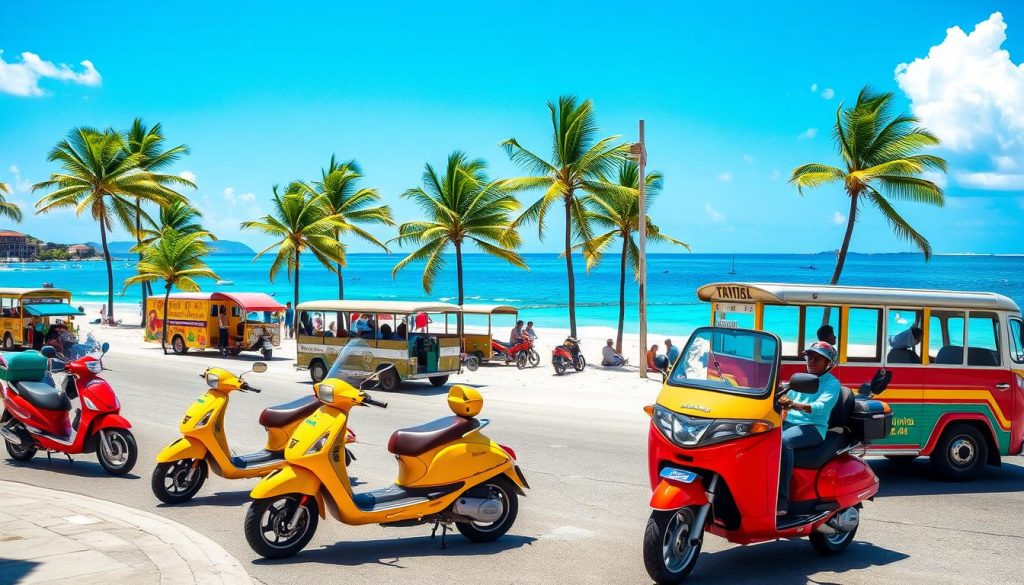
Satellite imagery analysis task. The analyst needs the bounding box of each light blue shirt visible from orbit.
[784,371,841,439]
[666,345,680,365]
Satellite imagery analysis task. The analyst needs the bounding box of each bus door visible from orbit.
[1007,317,1024,454]
[879,307,926,447]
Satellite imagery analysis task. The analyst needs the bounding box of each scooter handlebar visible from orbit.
[363,396,388,408]
[241,382,261,393]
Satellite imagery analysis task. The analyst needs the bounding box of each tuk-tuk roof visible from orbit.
[167,292,285,312]
[23,303,85,317]
[0,288,72,297]
[696,282,1021,312]
[295,300,462,314]
[459,304,518,315]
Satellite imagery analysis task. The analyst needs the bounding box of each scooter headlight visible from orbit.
[316,383,335,404]
[306,432,330,455]
[205,373,220,389]
[652,405,713,448]
[86,360,103,374]
[195,410,213,429]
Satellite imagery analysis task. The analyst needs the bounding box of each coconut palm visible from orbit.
[290,156,393,299]
[33,127,179,324]
[579,161,689,353]
[791,86,947,285]
[501,95,629,337]
[138,200,216,243]
[0,182,21,223]
[124,229,219,354]
[241,187,345,308]
[391,152,526,336]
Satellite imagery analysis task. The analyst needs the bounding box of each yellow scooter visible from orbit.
[243,342,529,558]
[151,362,326,504]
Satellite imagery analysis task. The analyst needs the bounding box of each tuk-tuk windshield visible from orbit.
[667,327,779,397]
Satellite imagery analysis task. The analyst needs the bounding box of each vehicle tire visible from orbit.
[464,356,480,372]
[528,349,540,367]
[379,368,400,392]
[428,375,449,387]
[553,358,567,376]
[930,424,988,481]
[261,348,273,360]
[2,333,13,350]
[171,335,188,354]
[228,348,242,356]
[455,476,519,543]
[245,495,319,559]
[5,436,37,462]
[152,459,208,504]
[643,507,703,584]
[516,352,528,369]
[809,511,859,555]
[574,354,587,372]
[473,350,485,361]
[309,359,328,383]
[97,428,138,475]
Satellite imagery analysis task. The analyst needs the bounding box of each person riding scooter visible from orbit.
[775,341,840,516]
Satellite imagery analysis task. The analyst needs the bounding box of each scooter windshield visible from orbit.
[668,327,779,397]
[324,338,377,387]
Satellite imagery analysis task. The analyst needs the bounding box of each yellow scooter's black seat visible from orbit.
[259,395,320,428]
[387,416,480,456]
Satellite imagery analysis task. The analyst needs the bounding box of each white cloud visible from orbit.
[810,83,818,93]
[921,170,949,189]
[742,154,754,164]
[895,12,1024,191]
[179,170,197,183]
[769,169,782,181]
[239,192,256,204]
[704,203,725,222]
[223,187,236,204]
[798,128,818,140]
[821,88,835,100]
[716,172,733,182]
[832,211,847,225]
[0,50,101,97]
[7,165,31,192]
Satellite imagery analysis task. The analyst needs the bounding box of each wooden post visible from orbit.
[637,120,648,379]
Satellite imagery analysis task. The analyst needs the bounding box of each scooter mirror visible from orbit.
[40,345,57,359]
[251,362,268,374]
[101,342,110,354]
[787,372,820,394]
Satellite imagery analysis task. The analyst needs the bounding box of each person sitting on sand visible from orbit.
[601,339,626,367]
[646,344,659,371]
[664,339,679,366]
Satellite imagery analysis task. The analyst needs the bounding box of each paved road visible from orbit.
[2,344,1023,584]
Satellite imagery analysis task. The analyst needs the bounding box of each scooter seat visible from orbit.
[259,395,320,428]
[387,416,480,456]
[12,381,72,412]
[793,428,851,469]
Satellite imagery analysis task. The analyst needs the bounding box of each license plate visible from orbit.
[660,467,698,484]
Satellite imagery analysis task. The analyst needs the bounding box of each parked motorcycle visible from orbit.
[642,326,892,583]
[552,337,585,375]
[0,342,137,475]
[490,335,539,369]
[243,338,528,558]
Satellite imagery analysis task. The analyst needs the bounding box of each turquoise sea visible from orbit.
[1,253,1022,338]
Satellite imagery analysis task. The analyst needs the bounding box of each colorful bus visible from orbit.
[145,292,284,358]
[0,288,83,350]
[697,282,1024,480]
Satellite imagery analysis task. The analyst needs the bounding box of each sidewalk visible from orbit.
[0,480,254,584]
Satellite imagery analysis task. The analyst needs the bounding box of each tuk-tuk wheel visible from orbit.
[228,348,242,357]
[2,333,13,350]
[261,348,273,360]
[309,360,327,383]
[428,375,449,387]
[379,368,400,392]
[172,335,188,355]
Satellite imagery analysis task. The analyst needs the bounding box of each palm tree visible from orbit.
[290,156,393,299]
[125,119,194,317]
[393,151,526,304]
[501,95,629,337]
[241,187,345,308]
[791,86,947,286]
[580,161,689,353]
[138,200,217,243]
[124,229,219,354]
[33,127,178,324]
[0,182,21,223]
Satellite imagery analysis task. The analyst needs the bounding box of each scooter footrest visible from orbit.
[354,482,464,513]
[776,512,829,531]
[230,449,283,469]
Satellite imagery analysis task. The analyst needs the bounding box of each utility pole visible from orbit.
[631,121,649,379]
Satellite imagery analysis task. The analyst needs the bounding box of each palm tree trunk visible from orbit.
[616,236,628,354]
[830,192,859,285]
[455,241,464,350]
[162,284,171,355]
[136,199,147,326]
[564,195,577,338]
[293,250,301,309]
[99,218,114,325]
[337,262,344,300]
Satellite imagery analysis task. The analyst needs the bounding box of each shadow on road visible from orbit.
[691,539,908,584]
[869,458,1024,496]
[1,458,140,480]
[252,533,536,568]
[0,558,40,584]
[157,489,253,509]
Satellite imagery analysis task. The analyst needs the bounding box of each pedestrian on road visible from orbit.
[217,305,229,356]
[284,302,294,339]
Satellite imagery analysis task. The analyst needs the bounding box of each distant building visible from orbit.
[0,230,38,260]
[67,244,97,258]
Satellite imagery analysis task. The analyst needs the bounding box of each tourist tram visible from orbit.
[295,300,462,390]
[0,287,83,350]
[697,282,1024,480]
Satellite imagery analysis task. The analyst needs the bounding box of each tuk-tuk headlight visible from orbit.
[702,419,773,446]
[306,432,330,455]
[316,383,335,404]
[652,405,712,448]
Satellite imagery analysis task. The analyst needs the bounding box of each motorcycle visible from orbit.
[552,337,585,375]
[490,335,540,369]
[642,326,892,583]
[0,341,138,475]
[151,361,357,504]
[243,338,529,558]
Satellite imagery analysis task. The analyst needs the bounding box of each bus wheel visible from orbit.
[172,335,188,355]
[379,368,400,392]
[2,333,12,350]
[428,375,449,387]
[309,360,327,383]
[930,424,988,481]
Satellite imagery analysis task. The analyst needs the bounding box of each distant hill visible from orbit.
[100,240,254,256]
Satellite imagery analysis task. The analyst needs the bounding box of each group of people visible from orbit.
[508,320,537,344]
[599,338,680,373]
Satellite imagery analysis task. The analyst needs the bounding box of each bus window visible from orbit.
[847,308,881,362]
[762,304,800,359]
[803,306,839,347]
[966,312,1000,366]
[1010,319,1024,364]
[886,309,923,364]
[930,311,965,365]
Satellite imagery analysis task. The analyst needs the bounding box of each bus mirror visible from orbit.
[787,372,819,394]
[252,362,268,374]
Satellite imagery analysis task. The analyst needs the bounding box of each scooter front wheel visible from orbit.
[97,428,138,475]
[528,349,540,367]
[5,438,37,462]
[455,476,519,543]
[152,459,208,504]
[644,507,703,584]
[245,495,319,559]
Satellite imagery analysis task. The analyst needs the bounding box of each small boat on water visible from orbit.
[800,265,818,270]
[215,279,234,286]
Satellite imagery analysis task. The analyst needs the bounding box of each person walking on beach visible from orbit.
[510,320,525,344]
[665,339,680,367]
[602,339,626,367]
[217,305,229,356]
[284,302,294,339]
[99,304,106,325]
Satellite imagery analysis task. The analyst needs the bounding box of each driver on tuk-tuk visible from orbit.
[775,341,840,516]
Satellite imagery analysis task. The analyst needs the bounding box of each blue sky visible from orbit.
[2,1,1022,255]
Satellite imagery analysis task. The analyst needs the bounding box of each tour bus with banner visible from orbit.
[0,288,83,350]
[696,282,1024,480]
[145,292,285,359]
[294,300,462,390]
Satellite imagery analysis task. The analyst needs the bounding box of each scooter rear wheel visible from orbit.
[245,495,319,559]
[809,508,858,555]
[644,507,703,584]
[97,428,137,475]
[5,438,36,462]
[152,459,208,504]
[553,358,567,375]
[455,476,519,543]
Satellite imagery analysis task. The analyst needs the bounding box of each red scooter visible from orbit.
[490,335,540,369]
[642,327,892,583]
[0,342,137,475]
[552,337,585,375]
